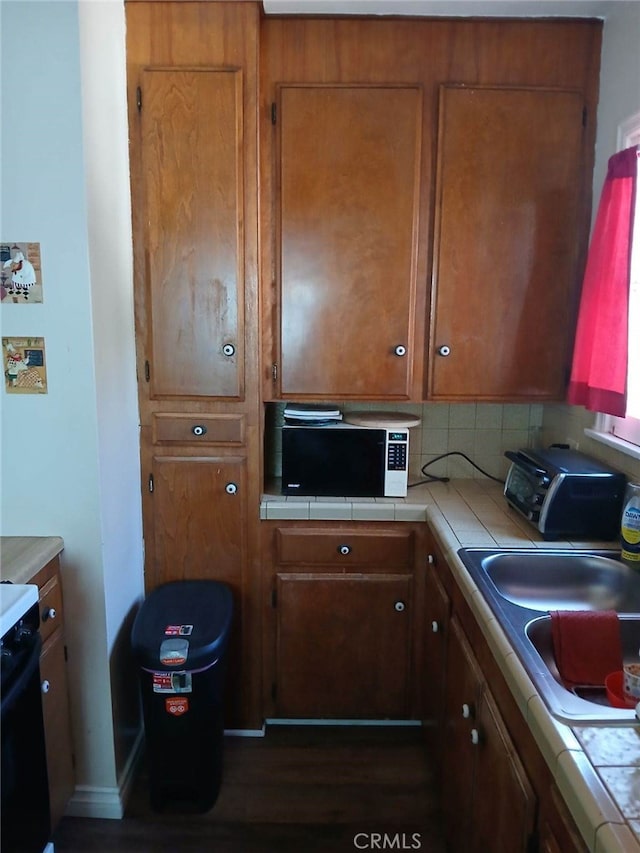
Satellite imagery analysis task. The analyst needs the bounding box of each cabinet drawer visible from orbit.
[152,413,245,445]
[275,528,414,568]
[38,575,63,645]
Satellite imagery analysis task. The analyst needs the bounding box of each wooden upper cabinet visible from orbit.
[276,85,422,399]
[430,85,585,401]
[139,68,245,401]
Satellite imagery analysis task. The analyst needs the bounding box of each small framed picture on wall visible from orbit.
[2,337,48,394]
[1,243,43,303]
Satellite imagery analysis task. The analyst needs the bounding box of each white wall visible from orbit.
[541,1,640,478]
[591,1,640,195]
[0,0,143,816]
[77,0,145,792]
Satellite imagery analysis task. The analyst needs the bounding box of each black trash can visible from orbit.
[131,580,233,813]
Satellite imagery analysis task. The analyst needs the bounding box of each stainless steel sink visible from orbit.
[479,551,640,612]
[525,613,640,718]
[457,548,640,723]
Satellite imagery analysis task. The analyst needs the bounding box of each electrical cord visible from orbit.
[408,451,506,486]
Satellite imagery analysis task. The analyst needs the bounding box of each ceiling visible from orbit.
[262,0,614,17]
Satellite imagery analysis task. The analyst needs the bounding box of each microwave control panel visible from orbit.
[384,431,409,497]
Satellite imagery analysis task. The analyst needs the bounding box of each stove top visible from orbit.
[0,583,38,636]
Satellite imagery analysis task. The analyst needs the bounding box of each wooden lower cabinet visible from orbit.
[142,447,257,728]
[275,572,412,718]
[422,547,451,777]
[538,786,589,853]
[430,524,588,853]
[30,557,75,832]
[442,618,536,852]
[262,522,424,720]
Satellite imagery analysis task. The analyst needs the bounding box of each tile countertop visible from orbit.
[261,479,640,852]
[0,536,64,584]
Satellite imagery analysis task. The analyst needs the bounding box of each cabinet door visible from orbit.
[40,630,75,831]
[430,85,585,400]
[139,68,245,401]
[148,455,247,589]
[422,560,450,773]
[277,85,422,398]
[442,616,483,852]
[470,688,537,853]
[147,455,247,722]
[275,572,412,718]
[539,786,588,853]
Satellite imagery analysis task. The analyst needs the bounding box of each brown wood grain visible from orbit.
[53,726,445,853]
[275,526,415,567]
[441,615,483,850]
[470,687,537,852]
[40,631,75,832]
[259,15,601,401]
[31,558,75,833]
[127,2,263,729]
[140,68,244,400]
[275,572,413,718]
[126,0,261,420]
[430,84,586,400]
[278,85,421,397]
[421,559,450,782]
[148,453,248,724]
[261,520,427,722]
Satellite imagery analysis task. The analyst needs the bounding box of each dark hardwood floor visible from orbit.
[53,724,445,852]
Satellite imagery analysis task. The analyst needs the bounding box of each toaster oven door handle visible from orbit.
[504,450,547,478]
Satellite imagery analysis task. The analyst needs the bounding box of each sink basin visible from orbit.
[525,613,640,710]
[479,551,640,612]
[457,548,640,723]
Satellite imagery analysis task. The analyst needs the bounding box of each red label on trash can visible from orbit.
[164,625,193,636]
[165,696,189,716]
[153,673,173,692]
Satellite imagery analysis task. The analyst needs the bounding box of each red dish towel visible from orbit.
[550,610,623,687]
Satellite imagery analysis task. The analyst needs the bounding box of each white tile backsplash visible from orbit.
[265,401,545,484]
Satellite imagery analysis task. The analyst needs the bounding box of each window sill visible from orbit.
[584,427,640,462]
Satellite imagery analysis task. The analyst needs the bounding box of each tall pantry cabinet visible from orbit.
[125,1,262,729]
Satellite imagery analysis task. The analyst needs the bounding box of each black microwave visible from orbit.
[281,424,409,498]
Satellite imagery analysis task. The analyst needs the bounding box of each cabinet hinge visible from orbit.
[145,360,150,382]
[582,106,587,127]
[271,363,278,382]
[137,86,142,113]
[272,588,277,607]
[271,102,277,125]
[148,474,154,494]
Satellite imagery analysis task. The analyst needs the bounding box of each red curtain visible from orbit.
[567,145,638,416]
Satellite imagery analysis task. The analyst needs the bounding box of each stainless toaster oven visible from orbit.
[504,447,627,540]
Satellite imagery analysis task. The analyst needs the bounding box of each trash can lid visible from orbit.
[131,580,233,671]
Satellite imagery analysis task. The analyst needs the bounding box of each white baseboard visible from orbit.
[65,729,144,820]
[65,785,125,820]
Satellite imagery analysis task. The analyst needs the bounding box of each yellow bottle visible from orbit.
[621,483,640,569]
